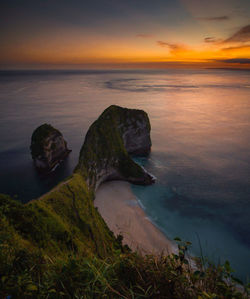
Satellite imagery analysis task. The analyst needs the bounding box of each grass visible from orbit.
[1,233,249,298]
[1,178,249,298]
[0,174,120,259]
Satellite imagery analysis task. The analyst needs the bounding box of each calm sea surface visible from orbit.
[0,69,249,279]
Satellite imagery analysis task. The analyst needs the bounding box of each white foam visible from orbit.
[51,163,59,172]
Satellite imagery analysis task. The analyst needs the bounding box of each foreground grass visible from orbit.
[1,231,249,298]
[0,175,249,298]
[1,174,249,298]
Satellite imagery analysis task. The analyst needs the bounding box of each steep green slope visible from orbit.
[0,174,120,259]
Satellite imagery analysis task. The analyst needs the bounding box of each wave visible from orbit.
[104,78,250,92]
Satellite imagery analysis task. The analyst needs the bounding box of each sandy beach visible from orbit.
[95,181,176,255]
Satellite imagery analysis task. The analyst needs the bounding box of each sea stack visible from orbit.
[75,105,155,190]
[30,124,71,172]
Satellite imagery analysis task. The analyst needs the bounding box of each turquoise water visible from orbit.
[132,156,250,281]
[0,69,249,280]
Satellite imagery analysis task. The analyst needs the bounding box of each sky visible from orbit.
[1,0,250,69]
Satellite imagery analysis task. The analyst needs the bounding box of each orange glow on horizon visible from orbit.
[1,30,249,69]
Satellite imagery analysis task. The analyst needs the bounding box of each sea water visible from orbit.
[0,69,249,280]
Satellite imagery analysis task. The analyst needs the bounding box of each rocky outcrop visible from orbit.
[75,105,155,190]
[30,124,71,172]
[120,110,151,156]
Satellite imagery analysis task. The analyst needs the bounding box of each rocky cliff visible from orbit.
[75,105,155,190]
[1,105,155,260]
[30,124,71,172]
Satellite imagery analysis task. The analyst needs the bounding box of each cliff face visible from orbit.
[75,105,154,190]
[30,124,71,171]
[118,107,151,156]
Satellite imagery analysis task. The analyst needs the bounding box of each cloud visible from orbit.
[224,24,250,43]
[204,37,222,43]
[222,45,250,51]
[136,34,153,38]
[157,41,186,53]
[197,16,230,21]
[204,24,250,47]
[216,58,250,64]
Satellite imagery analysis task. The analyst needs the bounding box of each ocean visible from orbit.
[0,69,249,280]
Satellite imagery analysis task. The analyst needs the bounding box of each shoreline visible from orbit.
[95,180,176,255]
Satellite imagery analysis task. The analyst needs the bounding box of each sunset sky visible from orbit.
[1,0,250,69]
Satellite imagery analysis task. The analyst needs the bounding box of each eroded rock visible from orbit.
[75,105,155,190]
[30,124,71,172]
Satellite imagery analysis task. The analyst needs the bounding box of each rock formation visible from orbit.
[30,123,71,172]
[75,105,155,190]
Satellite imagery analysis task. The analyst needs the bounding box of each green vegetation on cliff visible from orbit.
[0,174,119,258]
[76,105,153,189]
[0,106,249,298]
